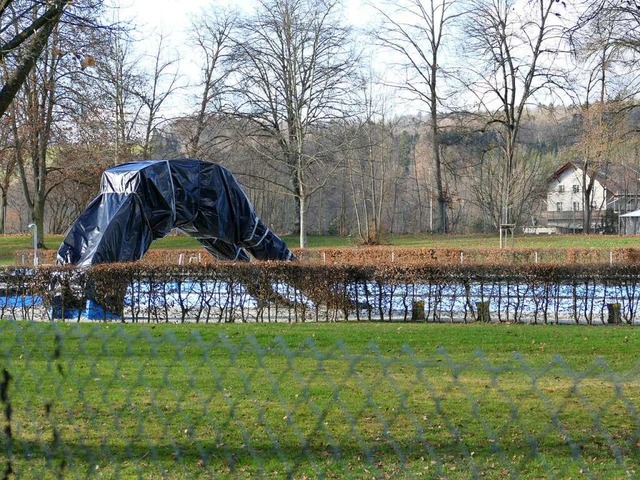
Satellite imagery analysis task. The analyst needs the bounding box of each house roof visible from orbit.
[549,161,640,195]
[548,162,579,182]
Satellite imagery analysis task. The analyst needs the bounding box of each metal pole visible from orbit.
[28,223,38,266]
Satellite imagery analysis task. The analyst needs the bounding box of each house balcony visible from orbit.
[545,210,605,231]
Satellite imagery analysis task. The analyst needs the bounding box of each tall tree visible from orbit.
[0,114,16,233]
[571,0,640,232]
[181,8,237,158]
[346,81,399,244]
[134,33,182,160]
[230,0,360,248]
[11,22,65,247]
[6,0,104,246]
[463,0,566,230]
[97,24,146,165]
[572,15,617,233]
[370,0,461,233]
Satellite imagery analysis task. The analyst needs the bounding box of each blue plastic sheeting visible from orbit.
[0,295,42,308]
[57,159,295,268]
[50,298,121,320]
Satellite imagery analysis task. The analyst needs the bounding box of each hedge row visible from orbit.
[15,249,219,266]
[15,246,640,266]
[294,247,640,265]
[0,262,637,324]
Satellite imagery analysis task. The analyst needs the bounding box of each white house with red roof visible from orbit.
[539,162,640,233]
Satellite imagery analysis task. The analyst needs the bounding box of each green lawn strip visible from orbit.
[0,322,638,478]
[383,233,640,250]
[17,232,640,257]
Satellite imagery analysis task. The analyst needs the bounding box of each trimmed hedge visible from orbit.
[15,246,640,266]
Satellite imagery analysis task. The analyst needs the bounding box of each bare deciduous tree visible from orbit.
[134,33,182,159]
[0,115,16,233]
[230,0,360,248]
[370,0,461,233]
[181,8,237,158]
[346,83,399,244]
[570,1,640,232]
[463,0,566,230]
[97,25,146,165]
[5,0,104,245]
[10,26,64,246]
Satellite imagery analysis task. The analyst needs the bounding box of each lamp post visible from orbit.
[27,223,38,267]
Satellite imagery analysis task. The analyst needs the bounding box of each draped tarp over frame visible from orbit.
[57,159,295,268]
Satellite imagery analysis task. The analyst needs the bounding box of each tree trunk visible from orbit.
[299,193,307,248]
[0,190,6,235]
[432,126,447,233]
[33,199,46,249]
[297,161,307,248]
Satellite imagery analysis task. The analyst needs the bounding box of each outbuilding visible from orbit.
[619,209,640,235]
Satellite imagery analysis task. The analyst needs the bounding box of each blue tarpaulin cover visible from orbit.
[57,159,295,267]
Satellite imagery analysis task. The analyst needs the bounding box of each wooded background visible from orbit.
[2,0,640,248]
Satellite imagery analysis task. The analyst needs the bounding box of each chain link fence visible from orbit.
[0,322,638,479]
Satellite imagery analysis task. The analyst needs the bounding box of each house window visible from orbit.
[573,185,580,193]
[558,185,565,193]
[573,202,580,211]
[556,202,563,212]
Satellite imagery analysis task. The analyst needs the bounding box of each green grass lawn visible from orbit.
[10,232,640,265]
[1,321,638,479]
[28,232,640,253]
[4,233,639,477]
[384,232,640,249]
